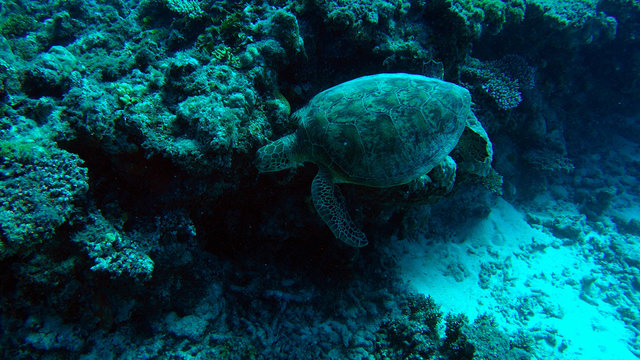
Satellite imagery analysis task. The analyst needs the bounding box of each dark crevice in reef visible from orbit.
[58,138,180,218]
[197,163,372,274]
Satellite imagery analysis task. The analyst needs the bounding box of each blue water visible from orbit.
[0,0,639,359]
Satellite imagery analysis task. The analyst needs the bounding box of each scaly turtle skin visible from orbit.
[256,73,473,247]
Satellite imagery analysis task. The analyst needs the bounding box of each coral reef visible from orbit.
[461,55,535,111]
[374,293,442,358]
[450,0,526,36]
[314,0,409,30]
[0,126,88,261]
[0,0,638,357]
[164,0,205,19]
[0,14,40,38]
[72,211,155,280]
[529,0,614,32]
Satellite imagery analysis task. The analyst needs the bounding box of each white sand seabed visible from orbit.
[393,197,637,359]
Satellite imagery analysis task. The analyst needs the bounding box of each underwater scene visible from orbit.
[1,0,639,359]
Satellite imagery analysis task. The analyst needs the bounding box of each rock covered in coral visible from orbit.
[72,212,155,280]
[21,46,79,98]
[0,125,88,261]
[315,0,410,29]
[529,0,617,42]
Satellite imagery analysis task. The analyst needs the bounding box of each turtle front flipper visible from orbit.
[311,168,368,247]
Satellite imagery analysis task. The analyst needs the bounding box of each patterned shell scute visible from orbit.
[296,73,470,187]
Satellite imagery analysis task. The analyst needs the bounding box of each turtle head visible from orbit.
[255,134,301,172]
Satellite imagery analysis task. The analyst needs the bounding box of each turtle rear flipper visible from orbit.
[311,168,368,247]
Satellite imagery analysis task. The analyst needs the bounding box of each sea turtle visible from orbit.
[256,73,473,247]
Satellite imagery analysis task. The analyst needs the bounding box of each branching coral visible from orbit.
[164,0,204,19]
[461,55,535,110]
[374,293,442,358]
